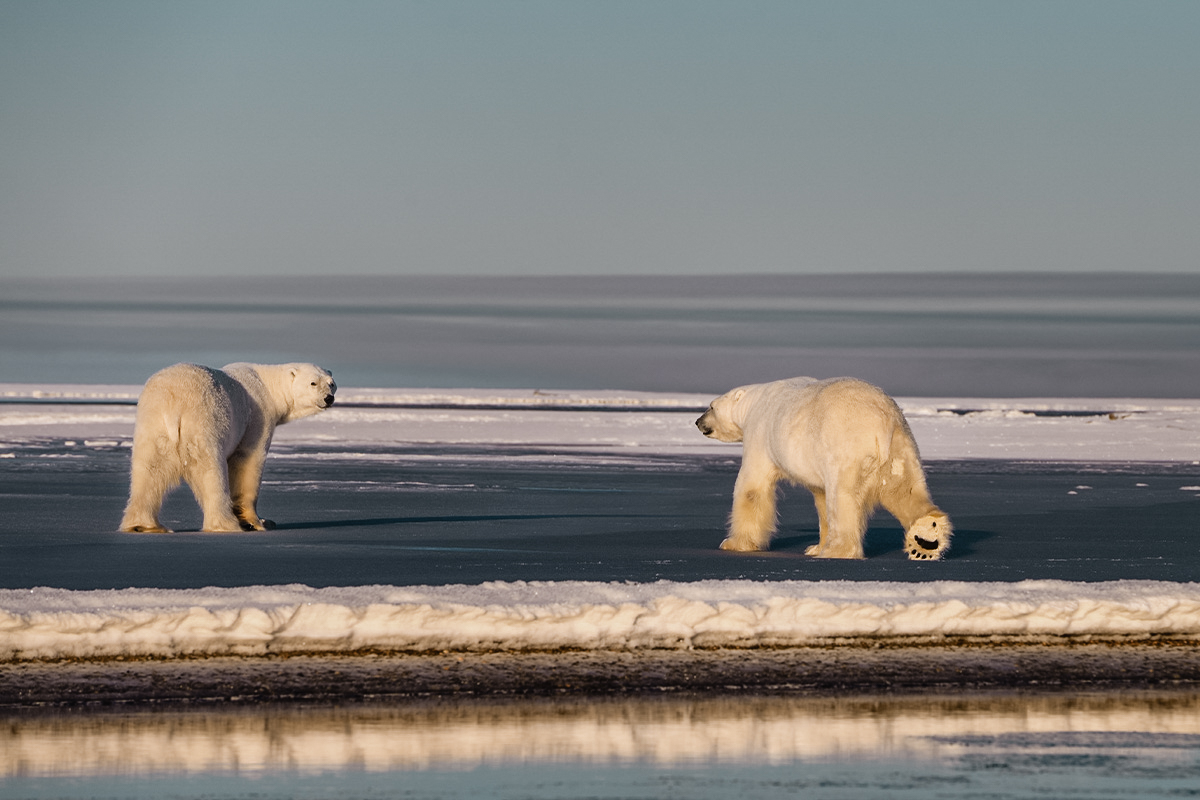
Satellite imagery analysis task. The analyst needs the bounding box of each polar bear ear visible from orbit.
[732,388,747,404]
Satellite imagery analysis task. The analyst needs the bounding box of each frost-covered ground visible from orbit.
[2,385,1199,661]
[6,381,1200,459]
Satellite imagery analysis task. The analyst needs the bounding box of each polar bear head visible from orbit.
[695,387,750,443]
[281,363,337,422]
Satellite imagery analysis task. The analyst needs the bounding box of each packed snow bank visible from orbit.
[3,580,1198,660]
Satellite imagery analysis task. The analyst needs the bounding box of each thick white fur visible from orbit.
[119,362,336,533]
[696,377,951,560]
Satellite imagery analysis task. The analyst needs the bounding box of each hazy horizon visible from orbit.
[2,1,1198,279]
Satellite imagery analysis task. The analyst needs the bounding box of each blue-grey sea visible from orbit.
[3,272,1200,799]
[4,272,1200,396]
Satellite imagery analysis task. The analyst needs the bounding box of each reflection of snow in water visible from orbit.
[4,692,1199,777]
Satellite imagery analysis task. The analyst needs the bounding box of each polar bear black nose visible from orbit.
[324,394,336,407]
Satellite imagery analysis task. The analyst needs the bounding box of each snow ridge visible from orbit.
[3,579,1198,661]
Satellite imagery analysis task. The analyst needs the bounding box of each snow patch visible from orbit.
[5,384,1200,461]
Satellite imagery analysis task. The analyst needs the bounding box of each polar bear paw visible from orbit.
[904,513,952,561]
[719,536,763,552]
[123,524,173,534]
[804,541,865,559]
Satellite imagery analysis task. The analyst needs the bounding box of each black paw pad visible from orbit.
[914,535,940,550]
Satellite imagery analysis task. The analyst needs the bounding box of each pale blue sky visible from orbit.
[1,0,1197,277]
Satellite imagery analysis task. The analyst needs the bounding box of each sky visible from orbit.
[1,0,1198,279]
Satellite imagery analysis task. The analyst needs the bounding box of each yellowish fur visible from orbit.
[697,377,952,560]
[119,362,336,533]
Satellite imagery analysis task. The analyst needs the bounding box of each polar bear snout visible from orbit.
[695,405,742,442]
[306,370,336,410]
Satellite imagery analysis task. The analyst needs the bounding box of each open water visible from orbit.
[4,692,1200,800]
[4,272,1200,397]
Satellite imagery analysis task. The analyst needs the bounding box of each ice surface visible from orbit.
[3,383,1200,659]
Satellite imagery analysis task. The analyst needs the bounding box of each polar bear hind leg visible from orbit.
[805,467,872,559]
[879,441,953,560]
[802,488,829,556]
[119,438,180,533]
[179,435,243,533]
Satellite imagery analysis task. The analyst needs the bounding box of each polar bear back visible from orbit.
[133,364,258,459]
[132,362,334,462]
[746,377,914,489]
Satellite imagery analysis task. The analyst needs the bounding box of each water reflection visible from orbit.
[4,691,1200,778]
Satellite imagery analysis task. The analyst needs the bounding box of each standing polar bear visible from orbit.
[119,362,336,533]
[696,377,951,560]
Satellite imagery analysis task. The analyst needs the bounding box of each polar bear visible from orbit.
[696,377,951,560]
[119,362,336,533]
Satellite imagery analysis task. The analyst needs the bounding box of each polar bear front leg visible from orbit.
[720,460,780,551]
[228,449,274,531]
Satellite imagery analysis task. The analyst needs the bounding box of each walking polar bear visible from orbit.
[119,362,336,533]
[696,377,951,560]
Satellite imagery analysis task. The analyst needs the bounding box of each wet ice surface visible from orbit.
[4,692,1200,799]
[3,393,1200,659]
